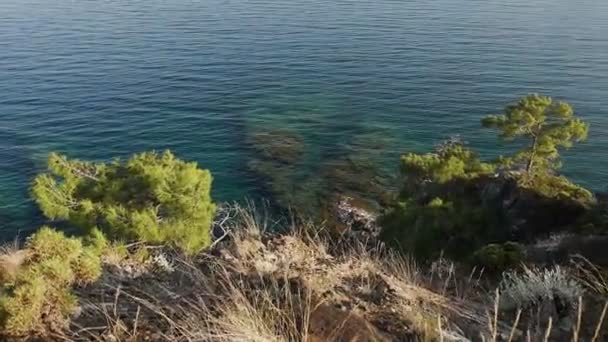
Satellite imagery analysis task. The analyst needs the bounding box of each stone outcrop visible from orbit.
[478,175,588,240]
[334,196,381,240]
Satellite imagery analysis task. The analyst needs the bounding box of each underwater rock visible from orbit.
[246,128,395,223]
[248,130,304,165]
[246,129,307,210]
[319,156,394,207]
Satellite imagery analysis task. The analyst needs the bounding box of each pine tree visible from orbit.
[32,151,216,255]
[380,95,594,264]
[482,94,589,175]
[0,227,102,336]
[482,94,592,201]
[400,138,495,185]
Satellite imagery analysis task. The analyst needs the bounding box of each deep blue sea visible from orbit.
[1,0,608,237]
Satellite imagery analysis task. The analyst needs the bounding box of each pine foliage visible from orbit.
[0,227,101,336]
[381,139,500,260]
[32,151,216,254]
[482,94,592,201]
[401,138,495,185]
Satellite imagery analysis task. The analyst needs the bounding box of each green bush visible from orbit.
[472,242,524,273]
[380,139,503,260]
[0,276,46,336]
[74,249,103,284]
[32,150,217,255]
[380,95,594,265]
[518,173,594,204]
[379,196,503,261]
[0,227,101,337]
[400,139,495,186]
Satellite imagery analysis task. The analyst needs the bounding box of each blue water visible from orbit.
[1,0,608,236]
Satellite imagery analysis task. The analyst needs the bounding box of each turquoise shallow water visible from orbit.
[1,0,608,237]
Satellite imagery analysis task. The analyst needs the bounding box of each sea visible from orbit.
[1,0,607,237]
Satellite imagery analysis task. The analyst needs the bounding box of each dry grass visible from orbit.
[571,254,608,295]
[493,264,592,340]
[0,238,26,284]
[499,265,584,311]
[167,270,317,341]
[66,205,474,341]
[4,204,601,341]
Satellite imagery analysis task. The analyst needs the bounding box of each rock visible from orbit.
[335,196,381,240]
[248,130,304,165]
[526,234,608,266]
[478,175,587,241]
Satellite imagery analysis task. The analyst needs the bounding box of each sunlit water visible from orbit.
[1,0,608,236]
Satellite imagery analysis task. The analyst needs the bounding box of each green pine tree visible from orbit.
[32,151,216,255]
[482,94,592,201]
[482,94,589,175]
[380,95,595,264]
[0,227,102,336]
[400,137,495,189]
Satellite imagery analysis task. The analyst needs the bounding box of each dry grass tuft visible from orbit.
[172,270,317,341]
[0,238,26,284]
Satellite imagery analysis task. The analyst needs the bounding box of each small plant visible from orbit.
[0,227,102,337]
[400,138,494,188]
[499,265,584,312]
[473,242,523,273]
[153,253,175,273]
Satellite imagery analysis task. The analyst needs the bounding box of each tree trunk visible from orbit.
[526,135,538,174]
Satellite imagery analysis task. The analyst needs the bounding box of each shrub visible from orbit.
[379,196,503,261]
[0,276,46,336]
[380,139,503,261]
[473,242,523,273]
[86,227,109,255]
[403,139,494,182]
[32,150,217,255]
[0,227,101,337]
[399,137,495,194]
[74,249,103,284]
[26,226,83,263]
[499,265,584,312]
[518,173,594,204]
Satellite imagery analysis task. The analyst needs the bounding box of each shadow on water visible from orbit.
[0,129,46,240]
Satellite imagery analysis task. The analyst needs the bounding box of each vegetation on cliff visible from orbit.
[1,206,605,341]
[380,94,597,269]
